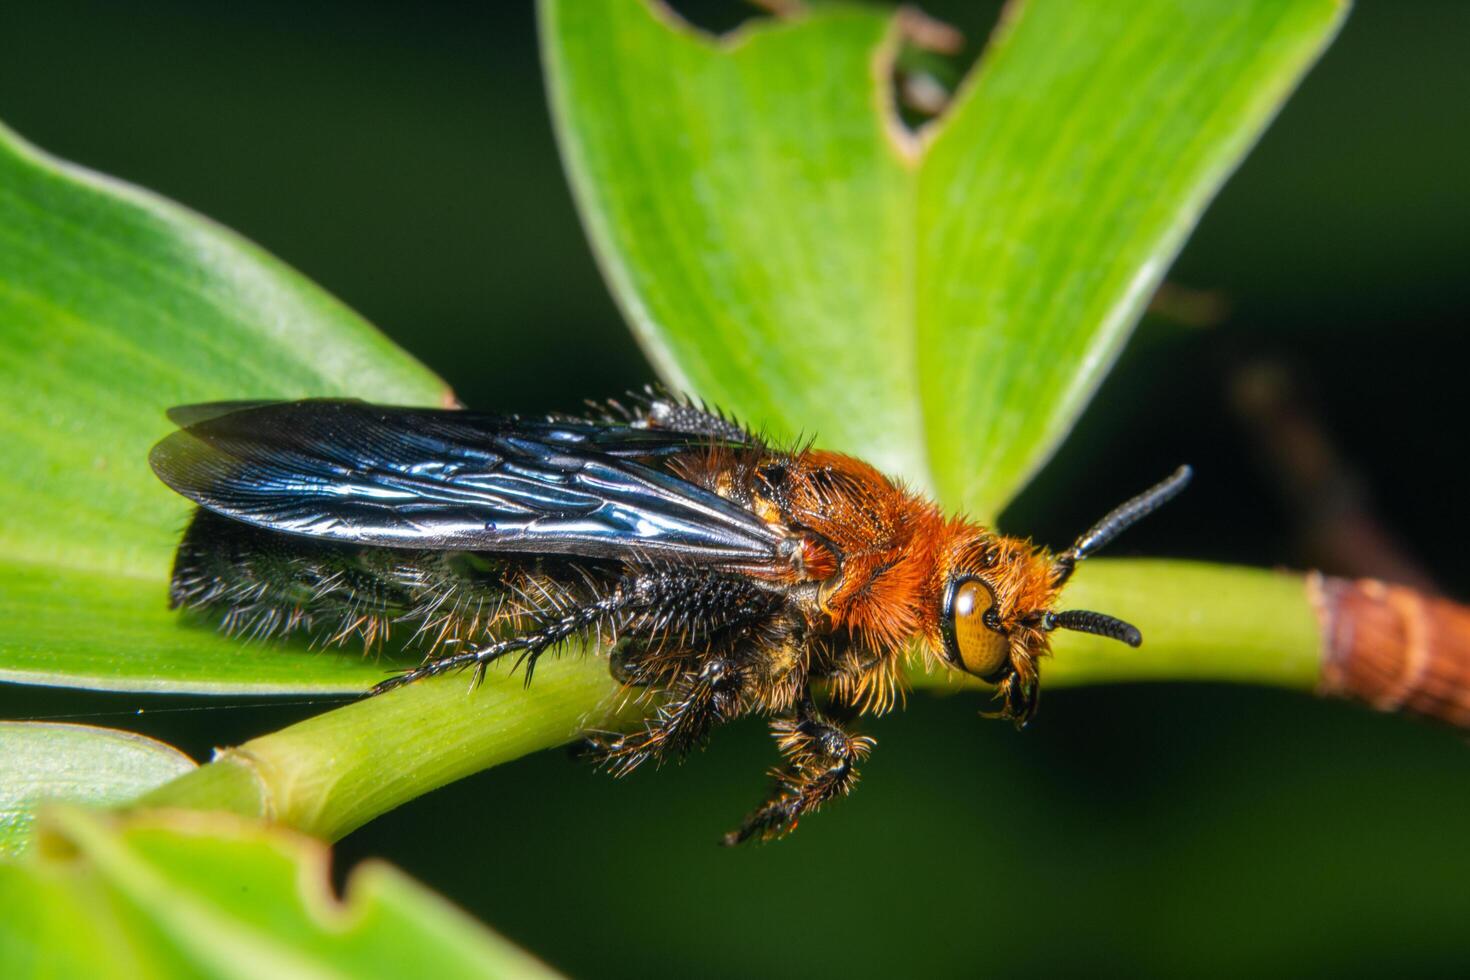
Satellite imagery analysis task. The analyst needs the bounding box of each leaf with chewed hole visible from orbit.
[543,0,1347,518]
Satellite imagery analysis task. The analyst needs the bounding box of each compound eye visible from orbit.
[950,579,1010,678]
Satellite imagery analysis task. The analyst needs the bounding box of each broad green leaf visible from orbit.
[0,560,404,693]
[917,0,1346,512]
[0,807,558,978]
[543,3,924,482]
[0,121,450,693]
[0,722,195,857]
[542,0,1346,517]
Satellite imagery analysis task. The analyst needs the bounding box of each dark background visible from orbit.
[2,1,1468,976]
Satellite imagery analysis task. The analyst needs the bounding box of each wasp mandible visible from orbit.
[150,392,1189,843]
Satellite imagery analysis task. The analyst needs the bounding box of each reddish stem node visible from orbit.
[1312,573,1470,729]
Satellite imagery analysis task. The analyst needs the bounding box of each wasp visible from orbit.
[150,392,1189,843]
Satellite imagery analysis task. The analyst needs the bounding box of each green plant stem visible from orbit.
[140,652,628,841]
[1024,559,1319,689]
[140,559,1322,840]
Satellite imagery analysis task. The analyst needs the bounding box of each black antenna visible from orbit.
[1052,465,1192,586]
[1041,609,1142,647]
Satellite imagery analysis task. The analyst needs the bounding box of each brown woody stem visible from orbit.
[1312,573,1470,729]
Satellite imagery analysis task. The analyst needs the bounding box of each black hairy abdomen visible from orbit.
[169,509,518,650]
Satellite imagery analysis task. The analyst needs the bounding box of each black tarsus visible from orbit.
[578,653,750,776]
[1053,464,1193,586]
[723,689,873,846]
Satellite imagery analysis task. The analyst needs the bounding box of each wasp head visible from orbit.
[934,466,1192,727]
[934,534,1057,727]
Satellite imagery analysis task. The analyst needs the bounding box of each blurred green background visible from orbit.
[2,1,1467,976]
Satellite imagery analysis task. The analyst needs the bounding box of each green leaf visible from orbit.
[0,723,195,858]
[543,3,925,484]
[0,562,404,694]
[0,807,558,978]
[543,0,1347,517]
[0,122,450,693]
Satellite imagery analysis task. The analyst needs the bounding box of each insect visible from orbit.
[149,392,1189,843]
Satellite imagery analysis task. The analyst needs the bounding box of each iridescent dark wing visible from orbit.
[149,399,784,566]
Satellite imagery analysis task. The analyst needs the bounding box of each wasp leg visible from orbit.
[607,639,657,687]
[579,653,750,775]
[723,691,874,846]
[369,588,625,696]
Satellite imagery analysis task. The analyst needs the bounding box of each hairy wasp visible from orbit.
[150,392,1188,843]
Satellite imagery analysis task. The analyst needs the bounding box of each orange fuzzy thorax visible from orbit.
[772,450,1063,697]
[669,441,1066,718]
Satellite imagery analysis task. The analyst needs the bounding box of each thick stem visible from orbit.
[1041,558,1320,687]
[1311,573,1470,728]
[140,653,628,840]
[140,559,1321,840]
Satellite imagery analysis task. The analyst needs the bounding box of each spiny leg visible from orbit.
[723,689,874,846]
[375,564,783,697]
[578,652,750,775]
[369,589,624,696]
[581,591,805,774]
